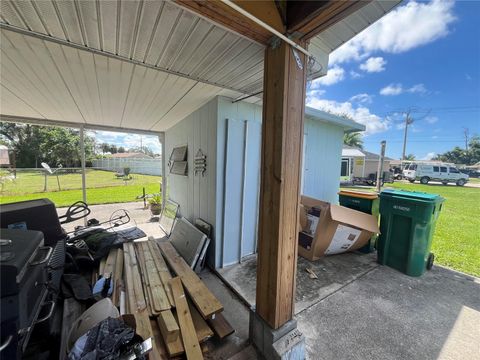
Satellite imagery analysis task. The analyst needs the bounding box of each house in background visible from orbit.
[341,145,394,183]
[109,152,152,159]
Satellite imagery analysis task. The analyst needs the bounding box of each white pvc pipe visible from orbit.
[220,0,313,58]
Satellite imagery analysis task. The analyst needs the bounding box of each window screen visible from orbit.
[440,166,447,172]
[433,166,439,172]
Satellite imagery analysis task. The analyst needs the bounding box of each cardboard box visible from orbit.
[298,195,380,261]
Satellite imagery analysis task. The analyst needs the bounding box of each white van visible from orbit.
[403,162,469,186]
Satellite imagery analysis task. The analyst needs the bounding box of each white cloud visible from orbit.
[380,83,428,96]
[306,97,390,135]
[359,57,387,73]
[330,0,456,65]
[316,65,345,86]
[421,152,436,160]
[408,83,427,94]
[425,116,439,124]
[350,70,363,79]
[380,83,403,96]
[349,93,373,104]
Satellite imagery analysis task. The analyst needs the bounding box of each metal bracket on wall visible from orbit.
[194,149,207,176]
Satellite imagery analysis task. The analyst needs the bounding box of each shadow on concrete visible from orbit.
[217,253,480,360]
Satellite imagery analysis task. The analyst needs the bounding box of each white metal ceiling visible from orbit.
[0,29,242,131]
[0,0,400,132]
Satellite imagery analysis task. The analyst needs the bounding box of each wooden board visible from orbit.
[207,313,235,339]
[140,242,170,312]
[135,242,157,316]
[189,301,214,342]
[103,248,117,276]
[123,242,152,340]
[98,257,106,275]
[159,242,223,319]
[148,240,175,307]
[113,248,124,307]
[157,310,179,343]
[169,277,204,360]
[150,319,169,360]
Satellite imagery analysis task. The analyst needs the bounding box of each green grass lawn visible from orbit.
[0,170,162,207]
[342,182,480,277]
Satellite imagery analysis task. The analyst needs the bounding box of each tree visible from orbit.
[404,154,416,161]
[0,123,95,168]
[433,135,480,165]
[118,146,126,153]
[129,145,155,157]
[343,132,364,149]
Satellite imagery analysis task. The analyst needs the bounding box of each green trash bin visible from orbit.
[338,190,379,253]
[377,189,444,277]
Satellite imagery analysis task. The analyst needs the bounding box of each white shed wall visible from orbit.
[302,119,344,204]
[216,97,262,267]
[166,97,348,268]
[165,98,218,266]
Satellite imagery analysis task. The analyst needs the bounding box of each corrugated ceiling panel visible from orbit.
[0,85,46,119]
[32,0,65,39]
[0,0,264,94]
[78,0,100,49]
[54,0,84,44]
[131,0,165,61]
[99,0,117,54]
[1,29,237,131]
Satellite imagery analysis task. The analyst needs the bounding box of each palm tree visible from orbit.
[404,154,416,161]
[343,132,363,149]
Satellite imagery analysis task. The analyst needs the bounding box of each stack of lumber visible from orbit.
[121,239,234,359]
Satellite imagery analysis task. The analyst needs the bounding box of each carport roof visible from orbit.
[0,0,400,133]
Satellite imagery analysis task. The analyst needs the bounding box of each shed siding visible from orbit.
[216,97,262,267]
[165,97,218,266]
[303,119,343,204]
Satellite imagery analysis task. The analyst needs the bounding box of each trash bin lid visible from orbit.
[338,190,378,200]
[380,189,443,202]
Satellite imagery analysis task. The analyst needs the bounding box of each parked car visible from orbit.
[403,162,469,186]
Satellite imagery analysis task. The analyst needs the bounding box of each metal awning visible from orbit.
[342,148,365,158]
[0,0,400,132]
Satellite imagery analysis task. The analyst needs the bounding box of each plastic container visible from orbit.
[338,190,379,253]
[377,189,444,276]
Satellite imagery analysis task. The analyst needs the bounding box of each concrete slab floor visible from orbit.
[57,201,166,239]
[217,252,379,314]
[296,265,480,360]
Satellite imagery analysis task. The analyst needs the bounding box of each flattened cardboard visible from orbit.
[298,196,380,261]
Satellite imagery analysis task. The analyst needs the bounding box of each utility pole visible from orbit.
[376,140,386,193]
[401,111,414,161]
[463,128,469,150]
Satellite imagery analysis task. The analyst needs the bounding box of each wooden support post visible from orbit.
[255,40,307,330]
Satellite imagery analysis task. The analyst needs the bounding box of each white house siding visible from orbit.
[302,119,344,204]
[216,97,262,267]
[165,98,218,266]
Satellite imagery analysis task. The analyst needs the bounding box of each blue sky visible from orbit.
[306,0,480,160]
[95,0,479,160]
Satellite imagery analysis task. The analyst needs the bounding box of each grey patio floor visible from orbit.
[218,253,480,360]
